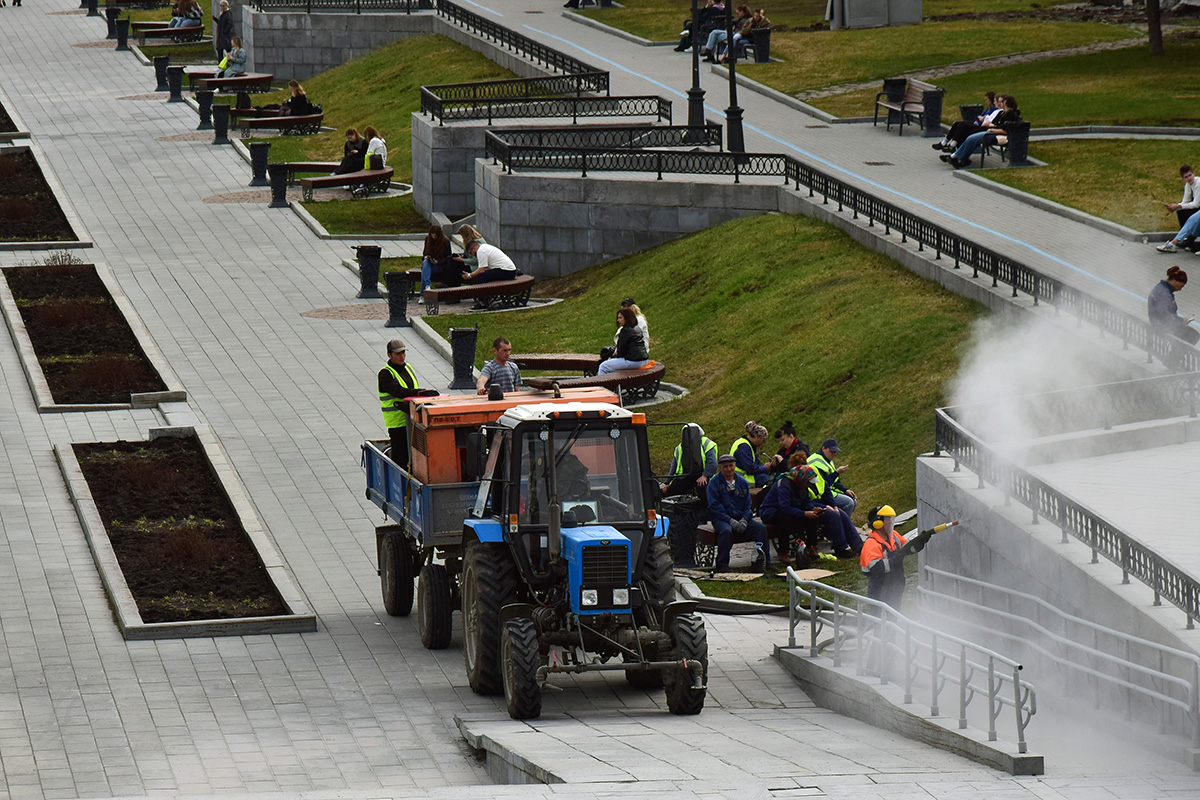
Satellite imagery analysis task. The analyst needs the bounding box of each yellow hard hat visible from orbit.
[869,505,896,530]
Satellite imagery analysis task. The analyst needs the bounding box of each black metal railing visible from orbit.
[934,373,1200,628]
[421,73,610,123]
[252,0,426,12]
[437,0,599,75]
[489,124,723,150]
[430,95,671,126]
[486,139,778,181]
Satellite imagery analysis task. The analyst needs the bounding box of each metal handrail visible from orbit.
[252,0,424,12]
[426,95,671,126]
[487,124,724,150]
[786,571,1036,753]
[934,405,1200,629]
[920,566,1200,747]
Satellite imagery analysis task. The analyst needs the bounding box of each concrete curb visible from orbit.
[774,645,1044,776]
[560,9,673,46]
[54,424,317,640]
[953,170,1172,243]
[0,143,93,251]
[0,263,186,412]
[0,82,33,140]
[676,575,787,615]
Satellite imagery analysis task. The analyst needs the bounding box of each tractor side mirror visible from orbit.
[465,431,488,481]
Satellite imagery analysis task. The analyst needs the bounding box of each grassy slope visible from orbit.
[980,139,1198,232]
[424,213,984,525]
[814,38,1199,125]
[251,34,515,184]
[742,20,1136,97]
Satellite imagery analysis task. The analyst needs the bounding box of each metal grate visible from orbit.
[582,544,628,584]
[863,161,894,166]
[411,425,428,455]
[804,124,830,129]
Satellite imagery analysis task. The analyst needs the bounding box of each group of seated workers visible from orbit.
[662,420,861,571]
[931,92,1022,169]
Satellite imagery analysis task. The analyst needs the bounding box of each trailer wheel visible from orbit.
[462,539,520,695]
[418,564,453,649]
[502,618,542,720]
[664,613,708,715]
[381,532,414,617]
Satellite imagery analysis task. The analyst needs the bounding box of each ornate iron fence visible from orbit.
[437,0,599,75]
[934,376,1200,628]
[252,0,426,11]
[429,95,670,126]
[488,124,723,150]
[421,73,612,123]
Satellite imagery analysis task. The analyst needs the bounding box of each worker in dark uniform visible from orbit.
[378,339,437,470]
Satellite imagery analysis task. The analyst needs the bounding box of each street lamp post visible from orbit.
[686,0,706,140]
[724,2,745,152]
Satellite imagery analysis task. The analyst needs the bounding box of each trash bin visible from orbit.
[959,103,983,122]
[752,28,771,63]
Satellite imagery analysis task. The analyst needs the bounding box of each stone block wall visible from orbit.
[411,115,489,221]
[475,161,779,277]
[239,9,435,81]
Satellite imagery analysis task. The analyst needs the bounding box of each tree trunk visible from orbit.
[1147,0,1164,56]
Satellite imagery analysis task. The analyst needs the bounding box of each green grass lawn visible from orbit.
[814,38,1200,125]
[423,213,985,526]
[740,20,1137,97]
[979,139,1196,232]
[247,35,515,185]
[140,42,220,65]
[302,194,428,236]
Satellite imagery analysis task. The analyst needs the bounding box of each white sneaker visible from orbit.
[417,296,425,305]
[1157,242,1178,253]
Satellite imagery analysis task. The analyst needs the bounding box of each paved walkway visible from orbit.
[1,2,1199,799]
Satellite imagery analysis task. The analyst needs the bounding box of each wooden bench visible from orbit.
[197,73,274,95]
[524,360,665,403]
[137,26,207,46]
[186,69,218,92]
[422,274,535,316]
[512,353,602,375]
[979,121,1031,168]
[239,112,323,138]
[874,77,940,136]
[129,20,169,33]
[277,161,340,186]
[299,167,394,201]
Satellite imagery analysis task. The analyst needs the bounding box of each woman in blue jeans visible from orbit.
[599,307,648,374]
[418,226,452,302]
[942,95,1020,169]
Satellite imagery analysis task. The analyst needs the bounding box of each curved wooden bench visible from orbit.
[512,353,602,375]
[198,73,274,94]
[525,360,664,402]
[278,161,340,186]
[299,167,394,201]
[138,25,207,46]
[239,112,323,138]
[422,274,534,316]
[130,20,169,32]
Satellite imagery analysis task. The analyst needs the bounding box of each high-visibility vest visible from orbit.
[729,437,762,484]
[672,437,718,476]
[379,362,418,429]
[805,469,827,500]
[807,452,844,496]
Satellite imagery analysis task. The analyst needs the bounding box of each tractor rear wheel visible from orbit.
[639,536,677,622]
[501,618,543,720]
[380,532,414,617]
[664,613,708,715]
[418,563,453,649]
[462,538,521,695]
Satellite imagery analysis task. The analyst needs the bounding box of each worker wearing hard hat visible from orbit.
[860,505,916,610]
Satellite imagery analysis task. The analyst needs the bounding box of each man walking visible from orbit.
[477,337,522,395]
[378,339,437,470]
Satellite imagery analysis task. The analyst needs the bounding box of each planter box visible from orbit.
[0,262,187,411]
[0,144,91,249]
[56,425,317,640]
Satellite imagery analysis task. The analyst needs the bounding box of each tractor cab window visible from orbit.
[517,424,645,525]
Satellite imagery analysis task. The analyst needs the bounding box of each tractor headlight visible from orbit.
[581,589,599,607]
[612,588,629,605]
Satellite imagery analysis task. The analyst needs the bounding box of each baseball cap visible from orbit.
[822,438,840,452]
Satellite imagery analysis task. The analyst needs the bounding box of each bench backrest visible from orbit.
[904,79,937,103]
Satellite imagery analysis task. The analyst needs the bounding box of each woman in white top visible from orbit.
[613,297,649,355]
[363,125,387,170]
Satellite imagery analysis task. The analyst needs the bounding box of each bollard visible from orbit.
[267,163,289,208]
[79,0,88,8]
[385,272,412,328]
[87,0,99,17]
[166,65,184,102]
[212,103,230,145]
[248,141,270,187]
[447,327,479,389]
[196,91,214,131]
[114,18,130,51]
[104,5,119,36]
[153,55,170,92]
[354,246,383,299]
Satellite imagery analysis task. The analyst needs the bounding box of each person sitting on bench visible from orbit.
[461,241,517,284]
[599,307,649,374]
[332,129,368,175]
[706,454,769,572]
[364,125,387,170]
[280,80,314,116]
[215,37,246,79]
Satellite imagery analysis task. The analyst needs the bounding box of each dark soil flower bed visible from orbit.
[3,262,168,403]
[0,101,15,132]
[73,436,288,624]
[0,150,75,242]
